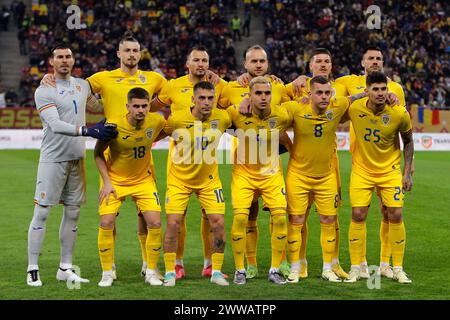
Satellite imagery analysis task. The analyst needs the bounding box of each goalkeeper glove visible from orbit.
[81,119,118,140]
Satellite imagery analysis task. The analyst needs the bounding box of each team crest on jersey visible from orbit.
[128,80,136,84]
[76,85,81,92]
[382,114,390,125]
[325,110,334,121]
[146,128,154,140]
[210,120,219,130]
[40,192,46,200]
[268,118,277,129]
[138,74,147,84]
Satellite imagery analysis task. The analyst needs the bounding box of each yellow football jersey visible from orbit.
[228,105,290,178]
[87,68,167,119]
[218,79,290,109]
[284,96,350,177]
[155,75,227,112]
[164,107,231,188]
[336,74,407,154]
[349,97,412,175]
[336,74,406,106]
[285,78,347,100]
[104,113,165,185]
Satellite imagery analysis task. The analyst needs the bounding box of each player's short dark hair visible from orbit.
[193,81,215,93]
[310,76,330,88]
[127,87,149,102]
[363,45,383,56]
[366,71,387,87]
[244,45,266,60]
[187,46,209,60]
[49,44,72,58]
[119,31,139,46]
[310,48,332,62]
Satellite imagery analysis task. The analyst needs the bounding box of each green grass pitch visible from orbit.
[0,150,449,300]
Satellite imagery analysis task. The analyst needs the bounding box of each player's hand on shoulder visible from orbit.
[292,75,309,97]
[40,73,56,88]
[267,74,284,84]
[299,95,310,104]
[204,70,220,85]
[237,73,251,87]
[238,97,251,114]
[386,92,400,106]
[82,119,118,140]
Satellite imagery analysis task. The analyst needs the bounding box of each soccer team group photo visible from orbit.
[0,0,449,301]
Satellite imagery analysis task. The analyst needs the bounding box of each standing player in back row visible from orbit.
[87,34,167,278]
[344,72,414,284]
[336,46,411,278]
[27,45,118,286]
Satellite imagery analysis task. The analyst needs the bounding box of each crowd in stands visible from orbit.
[15,0,239,107]
[259,0,449,109]
[5,0,450,110]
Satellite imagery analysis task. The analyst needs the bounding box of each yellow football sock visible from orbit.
[320,222,336,265]
[299,221,308,260]
[212,253,224,272]
[281,250,286,261]
[270,213,287,269]
[380,220,391,265]
[361,223,367,264]
[287,222,303,264]
[389,221,406,267]
[176,215,186,260]
[146,228,161,270]
[138,232,147,264]
[201,214,212,262]
[332,218,340,261]
[231,213,248,271]
[164,252,176,274]
[112,226,116,265]
[98,227,114,272]
[348,221,366,266]
[246,219,258,266]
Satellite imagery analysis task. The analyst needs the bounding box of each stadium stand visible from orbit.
[17,0,239,107]
[5,1,449,110]
[259,0,449,109]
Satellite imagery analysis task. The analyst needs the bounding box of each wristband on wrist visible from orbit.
[79,126,87,136]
